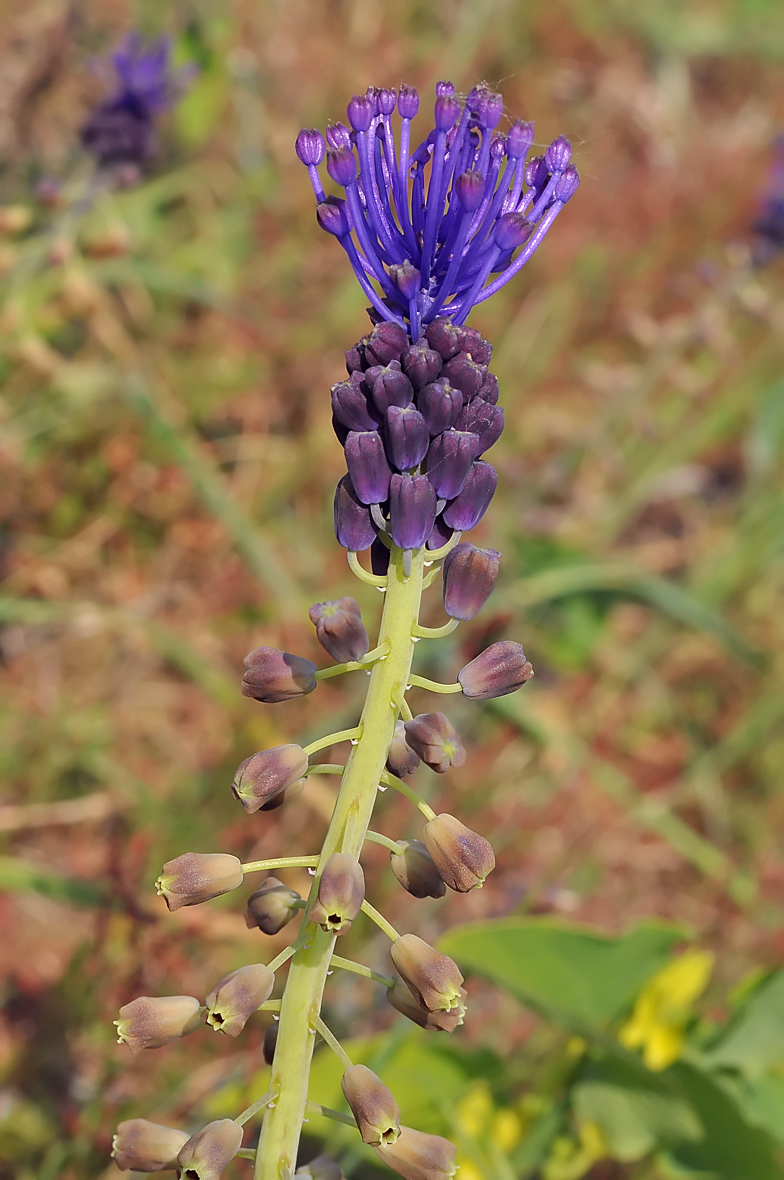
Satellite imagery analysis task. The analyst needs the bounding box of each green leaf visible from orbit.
[439,917,684,1031]
[0,855,105,907]
[727,1072,784,1147]
[702,971,784,1078]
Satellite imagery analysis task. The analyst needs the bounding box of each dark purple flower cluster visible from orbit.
[296,82,579,336]
[752,134,784,266]
[332,315,502,553]
[80,34,189,172]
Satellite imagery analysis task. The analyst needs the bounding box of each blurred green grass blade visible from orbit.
[0,855,105,906]
[701,970,784,1077]
[503,562,760,665]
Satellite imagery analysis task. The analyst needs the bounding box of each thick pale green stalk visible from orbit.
[254,545,425,1180]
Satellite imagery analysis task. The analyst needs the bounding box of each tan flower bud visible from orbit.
[386,720,421,778]
[112,1119,189,1171]
[422,813,495,893]
[231,744,309,814]
[390,840,445,899]
[373,1126,457,1180]
[156,852,243,912]
[309,596,369,663]
[294,1156,345,1179]
[390,934,464,1013]
[175,1120,243,1180]
[308,853,364,935]
[203,964,274,1037]
[241,646,317,703]
[258,775,307,811]
[403,713,465,774]
[341,1064,401,1146]
[457,640,533,701]
[115,995,202,1053]
[263,1022,277,1065]
[386,976,466,1032]
[245,877,302,935]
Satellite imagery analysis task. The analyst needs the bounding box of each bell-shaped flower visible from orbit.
[390,933,464,1013]
[112,1119,190,1172]
[309,596,369,663]
[390,840,445,899]
[341,1064,401,1146]
[115,995,201,1053]
[203,964,274,1037]
[457,640,533,700]
[156,852,243,911]
[309,853,365,935]
[404,713,465,774]
[241,646,317,704]
[175,1120,243,1180]
[245,877,302,935]
[423,813,495,892]
[232,744,308,814]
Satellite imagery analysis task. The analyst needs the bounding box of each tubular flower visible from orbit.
[112,1120,190,1172]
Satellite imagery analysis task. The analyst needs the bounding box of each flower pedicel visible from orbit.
[113,81,577,1179]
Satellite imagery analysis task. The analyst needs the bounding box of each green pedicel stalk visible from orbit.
[254,544,425,1180]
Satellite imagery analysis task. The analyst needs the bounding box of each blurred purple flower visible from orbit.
[752,134,784,266]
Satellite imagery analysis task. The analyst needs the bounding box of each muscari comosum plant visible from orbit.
[112,81,579,1180]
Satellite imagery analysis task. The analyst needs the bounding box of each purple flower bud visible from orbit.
[345,344,364,373]
[440,352,485,400]
[373,1126,458,1180]
[203,964,274,1037]
[442,543,501,620]
[391,933,465,1012]
[390,839,446,899]
[241,646,317,704]
[232,744,309,814]
[378,87,396,115]
[389,473,437,550]
[263,1022,277,1065]
[477,371,499,404]
[455,400,504,456]
[525,155,549,191]
[296,1154,345,1179]
[476,89,503,130]
[331,377,380,432]
[494,211,533,252]
[334,475,378,551]
[317,197,351,238]
[386,719,421,777]
[388,259,421,301]
[115,995,201,1053]
[387,975,466,1032]
[309,852,365,935]
[345,430,393,505]
[347,94,374,132]
[175,1120,243,1180]
[555,163,580,202]
[436,80,456,97]
[424,318,463,361]
[156,852,244,911]
[342,1064,401,1146]
[326,122,352,149]
[441,460,497,531]
[309,596,369,662]
[423,813,495,892]
[365,86,380,115]
[367,362,415,414]
[545,134,572,173]
[427,517,454,551]
[385,405,430,471]
[371,536,391,575]
[457,640,534,700]
[327,147,357,186]
[434,93,460,132]
[397,85,420,119]
[113,1120,190,1172]
[245,876,302,935]
[426,430,479,499]
[401,341,443,391]
[365,321,408,366]
[455,170,485,211]
[295,128,326,166]
[507,119,535,159]
[459,327,493,366]
[416,379,463,436]
[404,712,465,773]
[258,775,306,812]
[491,132,507,160]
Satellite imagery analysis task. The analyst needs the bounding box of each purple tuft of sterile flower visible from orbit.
[80,33,192,173]
[752,135,784,266]
[296,81,578,334]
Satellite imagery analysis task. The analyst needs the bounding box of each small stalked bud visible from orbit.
[241,647,317,704]
[115,995,202,1053]
[309,596,369,663]
[156,852,244,911]
[506,119,535,160]
[442,543,501,621]
[417,380,463,436]
[424,318,463,361]
[367,361,415,414]
[459,328,493,366]
[494,212,533,252]
[365,321,408,367]
[455,399,504,456]
[404,713,465,774]
[526,155,549,193]
[385,405,430,471]
[434,92,460,132]
[347,94,374,132]
[232,744,309,814]
[326,122,352,150]
[175,1120,243,1180]
[245,877,302,935]
[112,1119,190,1172]
[545,134,572,173]
[341,1064,401,1146]
[425,430,479,499]
[263,1022,277,1065]
[373,1126,458,1180]
[389,259,421,301]
[295,1155,345,1180]
[555,163,580,202]
[440,352,485,400]
[441,460,497,531]
[295,128,326,166]
[423,813,495,893]
[334,475,377,551]
[386,719,420,777]
[391,934,464,1013]
[389,473,437,551]
[386,975,466,1032]
[455,170,485,211]
[327,146,357,187]
[401,341,443,391]
[390,840,446,899]
[397,85,420,119]
[309,853,365,935]
[317,196,352,238]
[378,87,396,116]
[345,430,393,505]
[203,964,274,1037]
[457,640,534,700]
[331,377,380,432]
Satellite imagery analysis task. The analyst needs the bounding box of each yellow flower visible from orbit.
[455,1084,493,1138]
[455,1160,486,1180]
[492,1108,523,1153]
[619,949,714,1071]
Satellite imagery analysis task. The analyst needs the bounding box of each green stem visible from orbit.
[365,829,403,855]
[407,673,462,694]
[254,546,425,1180]
[348,548,387,587]
[236,1088,277,1127]
[305,1101,355,1128]
[303,727,362,757]
[312,1013,353,1068]
[241,855,319,874]
[330,954,395,988]
[267,945,298,973]
[412,618,460,639]
[361,899,401,942]
[314,642,389,681]
[379,771,437,821]
[304,763,344,776]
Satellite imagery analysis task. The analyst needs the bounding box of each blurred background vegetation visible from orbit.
[2,0,784,1177]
